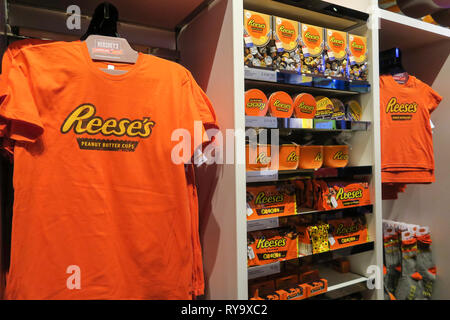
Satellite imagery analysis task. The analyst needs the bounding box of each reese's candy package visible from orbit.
[245,89,268,116]
[297,223,330,256]
[345,100,362,121]
[293,93,316,119]
[246,182,297,220]
[244,10,274,69]
[299,24,324,75]
[324,29,348,78]
[247,227,298,266]
[327,216,369,250]
[348,34,368,81]
[314,96,334,119]
[272,16,301,72]
[317,180,371,211]
[268,91,294,118]
[330,98,346,120]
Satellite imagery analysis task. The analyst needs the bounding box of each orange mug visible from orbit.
[323,145,349,168]
[298,145,323,169]
[246,144,272,171]
[278,144,299,171]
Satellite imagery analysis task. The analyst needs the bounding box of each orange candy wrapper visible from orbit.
[247,228,298,267]
[328,217,369,250]
[317,180,371,211]
[246,182,297,220]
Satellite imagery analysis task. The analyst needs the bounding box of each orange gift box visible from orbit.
[246,182,297,220]
[275,275,308,300]
[323,145,349,168]
[293,93,317,119]
[247,228,298,266]
[268,91,294,118]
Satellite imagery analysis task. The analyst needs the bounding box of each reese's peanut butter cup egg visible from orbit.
[330,98,345,120]
[293,93,316,119]
[245,89,268,116]
[314,96,334,119]
[268,91,294,118]
[345,100,362,121]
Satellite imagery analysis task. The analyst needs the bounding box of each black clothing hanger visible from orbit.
[80,2,120,40]
[379,48,407,75]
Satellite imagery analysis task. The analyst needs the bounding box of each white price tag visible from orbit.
[244,68,277,82]
[248,261,281,280]
[247,217,279,232]
[245,115,278,128]
[246,170,278,183]
[328,235,336,246]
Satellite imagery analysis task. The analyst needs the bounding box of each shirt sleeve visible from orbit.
[181,71,219,163]
[0,52,44,142]
[425,84,443,114]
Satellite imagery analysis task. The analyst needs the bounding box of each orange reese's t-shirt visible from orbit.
[0,41,217,299]
[380,75,442,183]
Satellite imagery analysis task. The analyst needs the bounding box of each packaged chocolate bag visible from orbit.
[272,16,301,72]
[314,96,334,119]
[324,29,348,78]
[247,227,298,266]
[246,182,297,220]
[347,34,369,81]
[299,24,325,75]
[296,223,330,256]
[244,10,274,69]
[327,216,369,250]
[317,180,371,211]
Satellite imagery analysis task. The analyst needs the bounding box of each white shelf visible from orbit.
[318,266,368,293]
[377,8,450,50]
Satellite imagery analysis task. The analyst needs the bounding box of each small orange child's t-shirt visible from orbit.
[380,75,442,183]
[0,40,217,299]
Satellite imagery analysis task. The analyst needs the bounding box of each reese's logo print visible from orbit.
[61,103,156,152]
[385,97,418,121]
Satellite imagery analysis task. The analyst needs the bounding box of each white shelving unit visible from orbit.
[319,267,368,293]
[182,0,384,300]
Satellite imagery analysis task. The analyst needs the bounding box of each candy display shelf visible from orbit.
[247,204,373,232]
[248,241,374,280]
[179,0,384,299]
[245,115,371,131]
[318,266,367,293]
[245,68,371,94]
[246,165,372,183]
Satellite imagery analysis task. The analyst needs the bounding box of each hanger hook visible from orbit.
[104,3,110,20]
